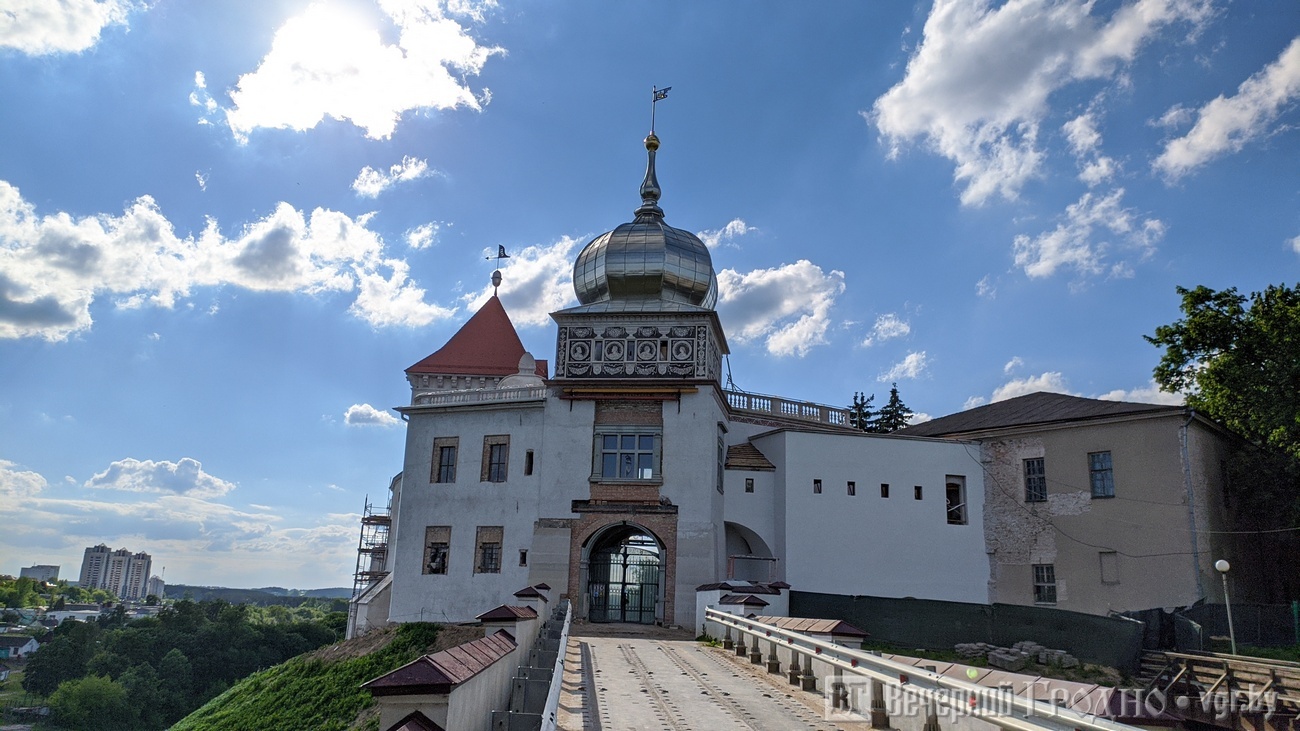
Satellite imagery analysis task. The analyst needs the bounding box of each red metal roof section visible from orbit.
[512,586,548,601]
[406,296,548,378]
[754,616,868,637]
[725,443,776,471]
[719,593,770,606]
[476,604,539,621]
[363,630,517,695]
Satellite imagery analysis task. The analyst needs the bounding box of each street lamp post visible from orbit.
[1215,559,1237,655]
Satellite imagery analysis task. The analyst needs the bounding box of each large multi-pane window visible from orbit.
[423,526,450,575]
[1024,458,1046,502]
[597,433,658,480]
[431,437,458,483]
[1033,564,1057,604]
[1089,451,1115,498]
[474,526,503,574]
[481,436,509,483]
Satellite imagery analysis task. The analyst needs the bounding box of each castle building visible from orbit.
[350,132,990,634]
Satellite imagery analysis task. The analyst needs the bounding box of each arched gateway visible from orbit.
[584,525,663,624]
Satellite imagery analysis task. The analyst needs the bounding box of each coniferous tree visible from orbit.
[872,383,914,433]
[848,391,875,431]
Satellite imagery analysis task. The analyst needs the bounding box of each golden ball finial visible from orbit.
[644,132,660,151]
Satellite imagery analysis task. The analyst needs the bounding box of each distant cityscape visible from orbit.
[18,543,165,601]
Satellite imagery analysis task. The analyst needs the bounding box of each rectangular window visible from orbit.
[431,437,458,483]
[1099,551,1120,584]
[716,433,725,495]
[1089,451,1115,498]
[595,431,659,480]
[519,549,528,567]
[1024,458,1046,502]
[847,481,856,496]
[1033,564,1057,604]
[880,483,889,498]
[482,436,509,482]
[813,478,822,494]
[474,526,503,574]
[744,478,754,493]
[423,526,451,575]
[524,450,534,476]
[914,485,923,500]
[945,476,967,525]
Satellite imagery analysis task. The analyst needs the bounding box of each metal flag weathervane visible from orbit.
[486,244,510,295]
[651,85,671,133]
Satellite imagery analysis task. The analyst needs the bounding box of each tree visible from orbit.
[1148,284,1300,458]
[47,675,134,731]
[23,620,101,696]
[848,391,875,431]
[872,383,914,433]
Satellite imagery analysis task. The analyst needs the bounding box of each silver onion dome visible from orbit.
[572,133,718,311]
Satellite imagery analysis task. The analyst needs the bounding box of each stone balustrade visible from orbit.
[724,389,850,427]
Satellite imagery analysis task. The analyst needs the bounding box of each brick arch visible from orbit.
[567,512,678,625]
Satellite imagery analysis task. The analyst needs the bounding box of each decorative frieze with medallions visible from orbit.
[555,322,717,379]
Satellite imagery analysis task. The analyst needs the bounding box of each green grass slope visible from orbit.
[171,622,454,731]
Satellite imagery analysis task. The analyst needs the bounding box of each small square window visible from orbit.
[914,485,923,500]
[813,478,822,494]
[423,526,451,575]
[1089,451,1114,498]
[1024,458,1046,502]
[519,549,529,567]
[482,436,510,483]
[744,478,754,493]
[880,483,889,498]
[847,481,856,496]
[478,543,501,573]
[1033,564,1057,604]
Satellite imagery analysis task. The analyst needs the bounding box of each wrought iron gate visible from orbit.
[588,544,660,624]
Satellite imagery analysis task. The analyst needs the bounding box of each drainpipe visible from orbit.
[1181,409,1205,601]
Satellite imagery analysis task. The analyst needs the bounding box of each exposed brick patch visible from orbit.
[595,400,664,425]
[567,511,679,626]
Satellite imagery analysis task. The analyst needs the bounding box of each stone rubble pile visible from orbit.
[953,640,1080,672]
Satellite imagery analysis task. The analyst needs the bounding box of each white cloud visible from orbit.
[1012,188,1164,278]
[1003,356,1024,374]
[0,0,135,56]
[963,396,988,410]
[908,412,933,425]
[406,222,443,249]
[0,459,48,498]
[195,171,208,191]
[344,403,400,427]
[862,312,910,346]
[698,218,756,249]
[85,457,236,498]
[0,180,455,340]
[1155,36,1300,179]
[1063,112,1118,186]
[1290,234,1300,255]
[872,0,1210,205]
[975,275,996,299]
[1096,381,1184,405]
[462,236,583,327]
[991,371,1077,402]
[352,156,436,198]
[879,351,929,382]
[219,1,502,142]
[716,260,845,357]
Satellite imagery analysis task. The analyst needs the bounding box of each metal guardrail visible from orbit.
[540,600,573,731]
[705,609,1143,731]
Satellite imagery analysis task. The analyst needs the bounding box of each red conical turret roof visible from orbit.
[406,296,547,378]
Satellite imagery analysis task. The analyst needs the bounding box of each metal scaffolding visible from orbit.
[351,490,392,600]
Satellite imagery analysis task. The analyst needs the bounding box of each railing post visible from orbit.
[723,625,733,650]
[749,637,763,665]
[788,650,802,685]
[735,629,747,657]
[870,651,889,729]
[800,651,817,692]
[767,639,781,674]
[832,666,848,711]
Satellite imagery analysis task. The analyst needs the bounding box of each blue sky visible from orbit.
[1,0,1297,589]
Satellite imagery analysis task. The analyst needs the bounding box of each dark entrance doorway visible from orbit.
[587,527,660,624]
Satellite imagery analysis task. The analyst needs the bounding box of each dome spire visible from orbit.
[635,132,663,219]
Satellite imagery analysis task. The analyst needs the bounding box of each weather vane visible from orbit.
[651,85,671,134]
[486,244,510,295]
